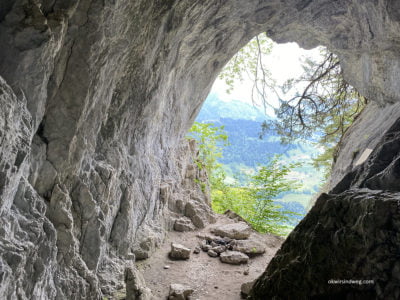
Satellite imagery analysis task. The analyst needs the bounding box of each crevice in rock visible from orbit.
[36,120,49,145]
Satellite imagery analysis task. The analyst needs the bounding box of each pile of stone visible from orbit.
[197,222,266,265]
[165,222,267,299]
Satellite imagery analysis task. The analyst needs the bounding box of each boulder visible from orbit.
[125,267,153,300]
[211,222,252,240]
[233,239,265,256]
[174,217,195,232]
[168,283,194,300]
[169,243,191,260]
[220,251,249,265]
[240,280,255,299]
[185,200,215,228]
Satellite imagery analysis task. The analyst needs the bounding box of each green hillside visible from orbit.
[196,93,324,211]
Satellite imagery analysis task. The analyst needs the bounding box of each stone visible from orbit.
[193,247,201,254]
[125,267,153,300]
[201,244,212,252]
[233,239,266,256]
[164,265,170,269]
[241,280,255,298]
[168,284,194,300]
[174,217,196,232]
[220,251,249,265]
[169,243,191,260]
[224,209,248,223]
[210,241,218,247]
[207,249,218,258]
[211,222,252,240]
[211,245,226,254]
[185,200,215,229]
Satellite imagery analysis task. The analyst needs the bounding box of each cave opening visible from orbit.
[190,34,348,237]
[0,0,399,299]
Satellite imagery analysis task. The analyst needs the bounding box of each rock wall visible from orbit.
[1,0,400,299]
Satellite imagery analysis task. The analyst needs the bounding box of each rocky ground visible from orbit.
[138,214,284,299]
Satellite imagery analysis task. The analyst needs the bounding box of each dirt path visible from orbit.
[138,215,283,299]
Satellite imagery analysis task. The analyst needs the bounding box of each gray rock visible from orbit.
[211,245,226,254]
[207,249,218,258]
[193,247,201,254]
[169,243,191,260]
[211,222,252,240]
[233,239,266,256]
[168,284,194,300]
[174,217,196,232]
[201,244,212,252]
[241,280,255,298]
[185,200,216,228]
[220,251,249,265]
[125,267,153,300]
[248,190,400,299]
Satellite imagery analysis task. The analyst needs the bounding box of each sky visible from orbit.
[210,41,322,116]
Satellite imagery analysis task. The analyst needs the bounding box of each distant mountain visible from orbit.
[195,93,324,210]
[197,93,269,122]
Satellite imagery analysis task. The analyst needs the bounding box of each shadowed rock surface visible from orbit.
[1,0,400,299]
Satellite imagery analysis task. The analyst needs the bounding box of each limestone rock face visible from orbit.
[1,0,400,299]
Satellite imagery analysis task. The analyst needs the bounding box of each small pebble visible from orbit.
[244,269,249,275]
[164,265,170,269]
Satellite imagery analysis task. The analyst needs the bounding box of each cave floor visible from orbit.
[138,215,283,300]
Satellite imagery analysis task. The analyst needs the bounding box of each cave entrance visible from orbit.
[189,34,364,237]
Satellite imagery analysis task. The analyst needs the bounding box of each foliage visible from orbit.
[247,156,301,234]
[189,121,301,236]
[188,122,229,181]
[219,33,276,111]
[218,34,366,174]
[261,50,367,172]
[212,155,301,236]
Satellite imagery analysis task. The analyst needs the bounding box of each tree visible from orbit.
[246,156,301,234]
[264,51,367,174]
[212,156,301,236]
[219,33,276,112]
[187,122,228,183]
[220,34,367,173]
[189,122,300,236]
